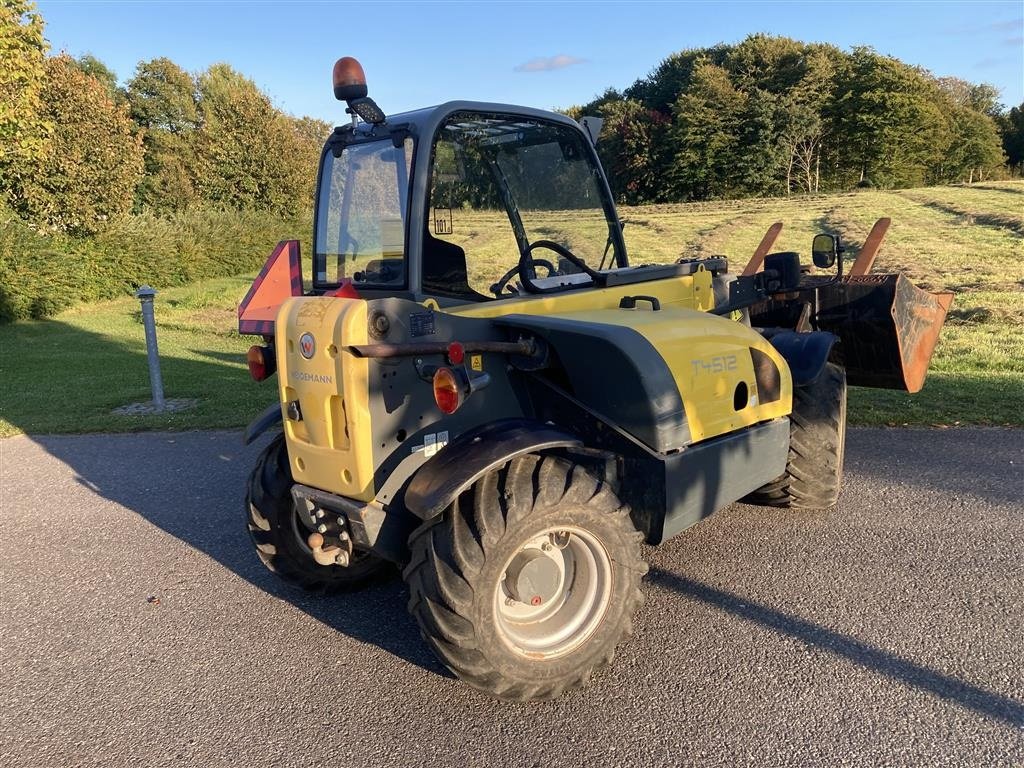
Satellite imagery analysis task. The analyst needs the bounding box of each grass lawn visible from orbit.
[1,183,1021,437]
[0,277,267,437]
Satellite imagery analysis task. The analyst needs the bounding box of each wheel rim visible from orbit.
[493,526,612,659]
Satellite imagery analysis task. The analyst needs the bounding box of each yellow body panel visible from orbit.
[276,297,375,501]
[538,307,791,441]
[453,269,790,443]
[274,268,790,501]
[449,269,717,319]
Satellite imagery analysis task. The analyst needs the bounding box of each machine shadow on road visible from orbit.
[32,427,450,676]
[0,316,450,678]
[647,567,1024,729]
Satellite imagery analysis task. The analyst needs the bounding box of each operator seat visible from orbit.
[422,231,490,301]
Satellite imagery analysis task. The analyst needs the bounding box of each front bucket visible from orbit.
[814,274,953,392]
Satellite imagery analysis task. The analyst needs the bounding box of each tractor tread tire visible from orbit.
[403,454,647,702]
[246,433,391,592]
[746,363,847,509]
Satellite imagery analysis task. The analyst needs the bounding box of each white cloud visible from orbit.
[514,54,586,73]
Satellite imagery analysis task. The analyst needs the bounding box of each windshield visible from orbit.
[425,113,622,300]
[314,136,413,288]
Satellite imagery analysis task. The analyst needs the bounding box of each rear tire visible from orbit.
[245,433,390,591]
[746,363,847,509]
[403,454,647,701]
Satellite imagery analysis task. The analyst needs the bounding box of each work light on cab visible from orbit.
[433,367,463,414]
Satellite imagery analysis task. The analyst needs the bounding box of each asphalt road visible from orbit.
[1,428,1022,767]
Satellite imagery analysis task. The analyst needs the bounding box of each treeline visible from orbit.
[0,2,325,321]
[571,35,1021,204]
[0,0,327,237]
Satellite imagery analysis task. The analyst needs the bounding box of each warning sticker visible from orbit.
[470,354,483,372]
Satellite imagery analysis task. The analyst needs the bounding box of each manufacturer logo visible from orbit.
[299,332,315,359]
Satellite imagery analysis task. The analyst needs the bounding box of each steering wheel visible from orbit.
[490,258,557,297]
[517,240,607,294]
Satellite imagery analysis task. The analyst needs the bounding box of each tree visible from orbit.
[290,115,332,199]
[71,53,123,104]
[937,77,1002,117]
[828,48,950,188]
[734,87,785,196]
[565,35,1010,199]
[997,104,1024,172]
[776,44,839,193]
[627,45,729,115]
[668,61,745,200]
[193,63,311,214]
[947,107,1006,182]
[724,34,808,94]
[0,0,49,207]
[126,58,200,211]
[14,55,144,233]
[595,97,663,204]
[126,57,198,133]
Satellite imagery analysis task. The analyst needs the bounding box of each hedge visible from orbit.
[0,207,312,321]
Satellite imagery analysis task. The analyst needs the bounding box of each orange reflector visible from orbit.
[433,367,463,414]
[247,345,274,382]
[447,341,465,365]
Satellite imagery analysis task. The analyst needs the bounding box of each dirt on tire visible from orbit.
[404,454,647,701]
[745,363,847,509]
[246,433,392,591]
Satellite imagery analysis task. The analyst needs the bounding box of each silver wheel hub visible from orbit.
[494,527,613,659]
[504,549,561,606]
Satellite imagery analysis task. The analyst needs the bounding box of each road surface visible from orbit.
[1,428,1021,767]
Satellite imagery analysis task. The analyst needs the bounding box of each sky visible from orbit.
[37,1,1024,122]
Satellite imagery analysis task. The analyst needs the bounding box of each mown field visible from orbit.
[0,183,1021,437]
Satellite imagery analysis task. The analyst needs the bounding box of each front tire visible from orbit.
[746,362,847,509]
[245,433,390,591]
[404,454,647,701]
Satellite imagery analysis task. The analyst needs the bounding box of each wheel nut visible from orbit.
[315,509,325,519]
[505,597,517,607]
[334,551,350,567]
[541,543,552,551]
[317,523,328,534]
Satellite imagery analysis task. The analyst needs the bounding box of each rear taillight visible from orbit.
[433,367,463,414]
[247,345,276,381]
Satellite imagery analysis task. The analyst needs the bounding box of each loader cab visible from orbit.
[311,102,628,305]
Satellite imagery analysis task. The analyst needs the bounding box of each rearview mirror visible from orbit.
[812,233,839,269]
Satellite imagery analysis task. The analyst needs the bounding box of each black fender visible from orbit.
[243,402,283,445]
[403,419,583,521]
[767,330,838,386]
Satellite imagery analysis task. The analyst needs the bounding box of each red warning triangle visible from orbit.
[238,240,304,336]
